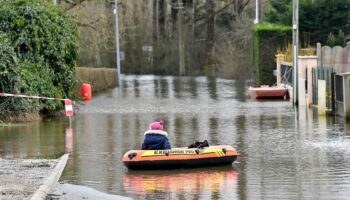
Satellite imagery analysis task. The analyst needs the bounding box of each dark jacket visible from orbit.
[141,130,171,150]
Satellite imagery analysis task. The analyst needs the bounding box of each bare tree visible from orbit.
[60,0,258,77]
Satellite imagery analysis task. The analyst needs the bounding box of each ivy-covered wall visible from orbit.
[253,23,291,86]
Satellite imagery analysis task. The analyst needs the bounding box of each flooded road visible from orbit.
[1,75,350,199]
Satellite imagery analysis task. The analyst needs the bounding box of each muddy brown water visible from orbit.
[1,75,350,200]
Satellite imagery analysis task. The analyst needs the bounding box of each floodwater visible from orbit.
[1,75,350,200]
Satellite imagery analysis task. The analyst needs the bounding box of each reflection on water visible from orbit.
[65,128,73,154]
[123,166,237,200]
[1,75,350,199]
[0,120,66,159]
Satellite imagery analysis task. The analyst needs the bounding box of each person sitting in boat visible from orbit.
[141,120,171,150]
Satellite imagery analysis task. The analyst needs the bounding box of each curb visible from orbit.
[30,154,69,200]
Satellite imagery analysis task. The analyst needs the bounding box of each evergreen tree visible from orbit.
[265,0,292,25]
[266,0,350,45]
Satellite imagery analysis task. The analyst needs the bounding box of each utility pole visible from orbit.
[114,0,122,87]
[175,0,185,75]
[254,0,259,24]
[292,0,299,105]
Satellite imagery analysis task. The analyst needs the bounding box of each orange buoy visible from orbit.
[81,83,92,101]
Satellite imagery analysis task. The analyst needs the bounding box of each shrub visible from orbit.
[276,43,316,63]
[0,34,33,118]
[0,0,78,118]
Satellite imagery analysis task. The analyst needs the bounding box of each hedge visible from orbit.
[252,23,292,86]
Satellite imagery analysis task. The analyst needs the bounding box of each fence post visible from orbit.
[326,69,331,109]
[318,79,326,115]
[317,43,322,68]
[276,54,285,85]
[331,72,335,114]
[343,74,350,118]
[312,68,316,104]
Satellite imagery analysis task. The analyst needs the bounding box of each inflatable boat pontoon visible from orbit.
[122,145,238,170]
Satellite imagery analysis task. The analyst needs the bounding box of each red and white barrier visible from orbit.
[0,92,69,101]
[64,99,74,117]
[0,92,74,117]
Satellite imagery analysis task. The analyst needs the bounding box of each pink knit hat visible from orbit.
[149,120,164,131]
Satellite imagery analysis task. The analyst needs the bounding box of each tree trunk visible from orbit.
[158,0,166,39]
[153,0,159,68]
[184,0,194,38]
[206,0,215,67]
[153,0,159,42]
[171,0,179,38]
